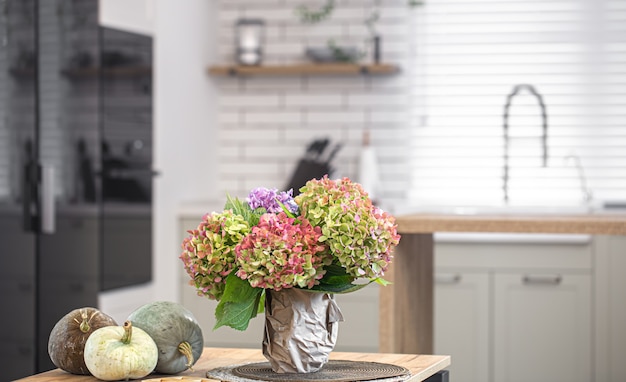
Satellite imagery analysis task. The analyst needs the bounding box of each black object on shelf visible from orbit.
[285,138,342,195]
[373,35,381,64]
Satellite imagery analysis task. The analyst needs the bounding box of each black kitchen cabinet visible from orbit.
[0,0,153,378]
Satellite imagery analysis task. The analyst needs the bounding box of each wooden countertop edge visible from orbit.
[395,213,626,235]
[16,347,451,382]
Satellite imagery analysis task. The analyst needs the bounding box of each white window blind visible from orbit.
[407,0,626,207]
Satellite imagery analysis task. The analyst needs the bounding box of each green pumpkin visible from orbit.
[127,301,204,374]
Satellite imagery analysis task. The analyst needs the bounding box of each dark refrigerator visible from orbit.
[0,1,153,379]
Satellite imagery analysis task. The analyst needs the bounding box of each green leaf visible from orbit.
[310,281,371,294]
[374,277,392,287]
[224,195,262,226]
[278,200,297,218]
[308,263,373,293]
[319,264,354,286]
[323,263,353,277]
[296,0,335,24]
[214,272,264,331]
[257,291,266,314]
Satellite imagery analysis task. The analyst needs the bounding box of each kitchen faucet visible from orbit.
[502,84,548,203]
[564,154,593,205]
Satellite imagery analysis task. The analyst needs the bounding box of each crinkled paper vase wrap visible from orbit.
[263,288,344,373]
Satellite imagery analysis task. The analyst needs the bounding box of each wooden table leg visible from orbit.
[379,233,434,354]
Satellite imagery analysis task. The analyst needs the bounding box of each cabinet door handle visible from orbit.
[522,274,562,285]
[41,165,56,234]
[435,274,462,284]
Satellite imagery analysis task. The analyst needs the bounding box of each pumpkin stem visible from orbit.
[178,341,195,370]
[121,321,133,344]
[79,309,91,333]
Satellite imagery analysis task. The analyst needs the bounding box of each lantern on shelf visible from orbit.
[235,19,265,66]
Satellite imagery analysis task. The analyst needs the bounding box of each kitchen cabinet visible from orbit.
[386,212,626,355]
[434,272,489,382]
[0,1,153,378]
[434,236,593,382]
[493,273,591,382]
[594,235,626,382]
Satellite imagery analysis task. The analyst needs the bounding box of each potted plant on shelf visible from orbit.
[297,0,424,64]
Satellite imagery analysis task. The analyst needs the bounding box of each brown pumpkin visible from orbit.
[47,307,117,375]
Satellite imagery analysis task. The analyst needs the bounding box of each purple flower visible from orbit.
[247,187,299,215]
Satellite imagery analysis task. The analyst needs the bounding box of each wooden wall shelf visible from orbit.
[207,63,400,77]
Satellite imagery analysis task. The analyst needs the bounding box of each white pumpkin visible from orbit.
[84,320,158,381]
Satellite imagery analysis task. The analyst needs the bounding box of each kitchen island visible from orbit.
[16,347,450,382]
[380,211,626,354]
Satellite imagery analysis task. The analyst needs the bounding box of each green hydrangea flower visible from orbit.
[180,210,251,300]
[295,176,400,280]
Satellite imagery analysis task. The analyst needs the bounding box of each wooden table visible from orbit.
[16,347,451,382]
[380,212,626,354]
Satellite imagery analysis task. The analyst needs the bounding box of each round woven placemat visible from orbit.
[224,360,410,382]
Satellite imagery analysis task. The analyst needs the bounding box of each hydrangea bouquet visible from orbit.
[180,176,400,331]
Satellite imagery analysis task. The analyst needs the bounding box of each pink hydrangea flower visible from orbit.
[234,212,331,290]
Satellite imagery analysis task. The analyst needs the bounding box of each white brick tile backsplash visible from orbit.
[264,42,308,57]
[347,94,408,107]
[284,93,344,107]
[220,94,282,108]
[239,8,299,22]
[345,125,408,144]
[218,143,243,159]
[217,8,241,24]
[220,127,282,142]
[243,77,306,91]
[214,0,411,200]
[307,111,366,124]
[244,111,302,124]
[242,176,288,195]
[265,25,283,41]
[221,0,283,6]
[283,127,346,145]
[286,24,346,40]
[212,77,241,91]
[220,161,283,177]
[244,144,303,159]
[369,75,411,91]
[305,77,368,91]
[370,110,410,124]
[219,112,242,125]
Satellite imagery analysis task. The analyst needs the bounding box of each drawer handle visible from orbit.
[435,274,462,284]
[522,275,562,285]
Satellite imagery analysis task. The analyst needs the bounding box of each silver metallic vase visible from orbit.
[262,288,344,373]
